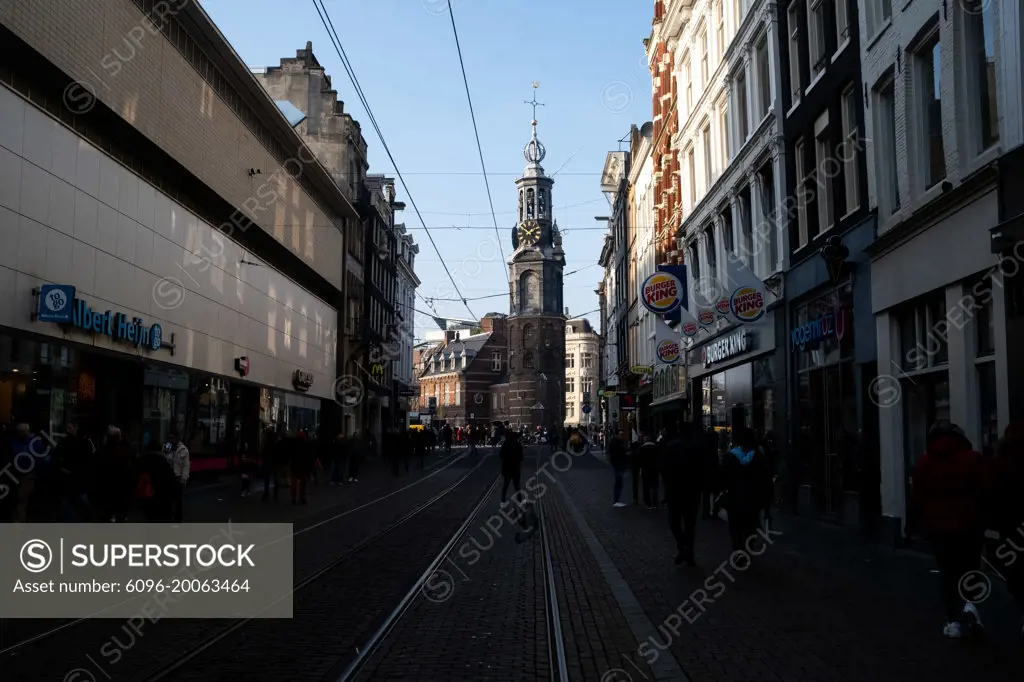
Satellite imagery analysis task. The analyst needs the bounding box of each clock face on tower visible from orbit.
[517,220,541,246]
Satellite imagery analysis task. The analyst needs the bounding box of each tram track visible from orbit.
[0,451,488,681]
[337,450,571,682]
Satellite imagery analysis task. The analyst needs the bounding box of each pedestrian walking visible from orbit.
[993,421,1024,638]
[629,434,644,505]
[348,431,365,482]
[97,426,135,523]
[721,428,763,552]
[499,431,524,506]
[911,421,988,638]
[330,432,348,484]
[9,423,39,522]
[136,445,177,522]
[638,432,660,509]
[165,431,190,522]
[608,430,630,508]
[661,421,704,566]
[51,421,95,522]
[701,427,721,519]
[442,423,453,454]
[289,431,311,504]
[413,428,427,470]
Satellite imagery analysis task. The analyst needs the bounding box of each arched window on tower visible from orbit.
[538,188,547,217]
[521,323,535,348]
[519,272,539,313]
[518,190,524,222]
[522,352,535,369]
[526,188,535,218]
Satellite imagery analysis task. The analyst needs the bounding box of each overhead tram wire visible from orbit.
[446,0,508,285]
[311,0,477,321]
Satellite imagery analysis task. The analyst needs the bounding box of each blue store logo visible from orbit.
[37,285,76,323]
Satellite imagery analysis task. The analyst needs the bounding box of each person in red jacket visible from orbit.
[992,421,1024,638]
[911,421,988,638]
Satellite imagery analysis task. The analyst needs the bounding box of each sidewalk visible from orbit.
[557,453,1024,682]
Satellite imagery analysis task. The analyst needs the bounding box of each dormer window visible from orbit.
[461,353,468,369]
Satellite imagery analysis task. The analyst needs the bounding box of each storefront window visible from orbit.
[903,373,951,473]
[142,365,188,453]
[977,361,998,456]
[898,289,948,370]
[260,388,321,437]
[0,334,80,436]
[187,376,230,457]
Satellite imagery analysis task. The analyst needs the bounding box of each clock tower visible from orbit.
[507,84,566,430]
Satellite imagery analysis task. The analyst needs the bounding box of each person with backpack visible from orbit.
[721,428,763,551]
[911,421,988,638]
[499,431,524,507]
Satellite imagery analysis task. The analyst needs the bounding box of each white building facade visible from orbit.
[393,223,419,395]
[861,0,1024,536]
[564,318,601,429]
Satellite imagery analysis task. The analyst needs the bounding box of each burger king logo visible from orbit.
[641,272,684,315]
[730,286,765,322]
[657,339,681,364]
[697,309,715,326]
[715,298,731,317]
[682,321,699,337]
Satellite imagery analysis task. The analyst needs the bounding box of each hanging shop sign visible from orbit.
[292,369,314,392]
[35,284,172,354]
[681,320,699,337]
[630,365,654,375]
[640,271,684,315]
[656,339,682,365]
[729,286,766,322]
[234,357,250,377]
[791,306,847,351]
[701,330,755,368]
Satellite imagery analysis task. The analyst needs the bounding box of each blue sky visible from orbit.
[199,0,653,340]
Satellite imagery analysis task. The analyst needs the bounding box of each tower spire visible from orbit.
[522,82,546,169]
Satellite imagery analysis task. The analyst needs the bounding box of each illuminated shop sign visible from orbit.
[35,284,170,353]
[790,306,846,351]
[701,330,755,368]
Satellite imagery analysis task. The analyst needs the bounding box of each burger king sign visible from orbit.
[641,272,684,315]
[729,286,765,322]
[656,339,682,365]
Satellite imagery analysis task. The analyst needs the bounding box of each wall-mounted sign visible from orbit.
[292,369,314,392]
[640,271,684,315]
[582,403,592,414]
[235,356,250,377]
[36,285,168,353]
[681,320,699,337]
[656,339,682,365]
[619,394,637,411]
[791,306,846,351]
[697,309,716,326]
[601,389,617,398]
[702,330,755,367]
[729,286,766,322]
[630,365,654,375]
[370,362,385,377]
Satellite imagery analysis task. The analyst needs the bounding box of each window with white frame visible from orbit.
[840,83,859,214]
[898,289,949,370]
[567,403,575,418]
[688,242,701,280]
[455,382,461,406]
[700,28,709,87]
[582,378,593,397]
[835,0,849,49]
[492,393,498,409]
[814,112,834,232]
[688,146,697,206]
[736,69,749,141]
[565,352,575,368]
[739,187,753,263]
[964,0,999,151]
[444,383,450,406]
[702,121,713,188]
[874,75,900,215]
[866,0,892,39]
[582,352,594,369]
[704,224,717,278]
[916,29,946,189]
[566,377,575,394]
[716,1,725,61]
[755,35,771,120]
[720,204,734,255]
[794,137,809,248]
[788,1,803,106]
[808,0,826,80]
[720,100,731,163]
[683,54,693,117]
